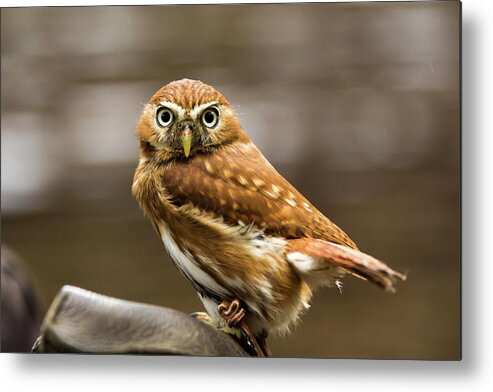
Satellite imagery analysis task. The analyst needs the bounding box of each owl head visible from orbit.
[136,79,249,161]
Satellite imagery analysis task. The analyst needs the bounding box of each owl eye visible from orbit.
[201,108,219,128]
[156,107,174,127]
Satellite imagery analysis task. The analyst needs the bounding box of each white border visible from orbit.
[2,0,492,391]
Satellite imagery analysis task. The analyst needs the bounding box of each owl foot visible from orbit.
[218,298,246,326]
[218,299,269,358]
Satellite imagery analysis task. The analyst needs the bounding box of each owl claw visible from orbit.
[190,311,213,325]
[218,298,245,327]
[217,299,271,358]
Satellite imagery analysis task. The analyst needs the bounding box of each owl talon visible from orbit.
[218,298,245,327]
[218,299,269,358]
[229,308,246,326]
[190,311,213,326]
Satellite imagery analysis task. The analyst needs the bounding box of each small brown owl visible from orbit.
[132,79,405,357]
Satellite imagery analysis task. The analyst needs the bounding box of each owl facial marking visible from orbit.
[153,101,223,158]
[190,101,218,121]
[158,101,186,119]
[152,101,208,157]
[137,79,251,161]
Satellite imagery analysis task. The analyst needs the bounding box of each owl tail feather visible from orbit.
[287,238,406,293]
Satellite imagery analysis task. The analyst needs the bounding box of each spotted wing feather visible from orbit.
[161,142,356,248]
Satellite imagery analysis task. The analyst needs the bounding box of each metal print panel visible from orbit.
[1,1,460,359]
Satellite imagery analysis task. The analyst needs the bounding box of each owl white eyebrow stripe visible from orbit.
[159,101,186,118]
[190,101,218,120]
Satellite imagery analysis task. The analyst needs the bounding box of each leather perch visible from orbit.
[32,285,249,356]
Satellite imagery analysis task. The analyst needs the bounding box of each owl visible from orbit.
[132,79,405,357]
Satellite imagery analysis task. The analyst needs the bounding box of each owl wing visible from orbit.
[161,142,357,248]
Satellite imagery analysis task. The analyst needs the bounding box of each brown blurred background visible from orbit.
[1,2,460,359]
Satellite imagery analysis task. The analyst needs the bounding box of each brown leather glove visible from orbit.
[32,285,248,357]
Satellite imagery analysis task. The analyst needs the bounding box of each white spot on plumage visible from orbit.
[303,202,313,212]
[287,252,318,272]
[204,161,214,174]
[253,178,265,188]
[264,190,279,199]
[237,175,248,186]
[285,198,297,207]
[287,251,345,290]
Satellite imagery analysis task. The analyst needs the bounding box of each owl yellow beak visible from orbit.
[181,126,193,158]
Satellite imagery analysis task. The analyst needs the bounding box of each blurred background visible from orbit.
[1,1,460,358]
